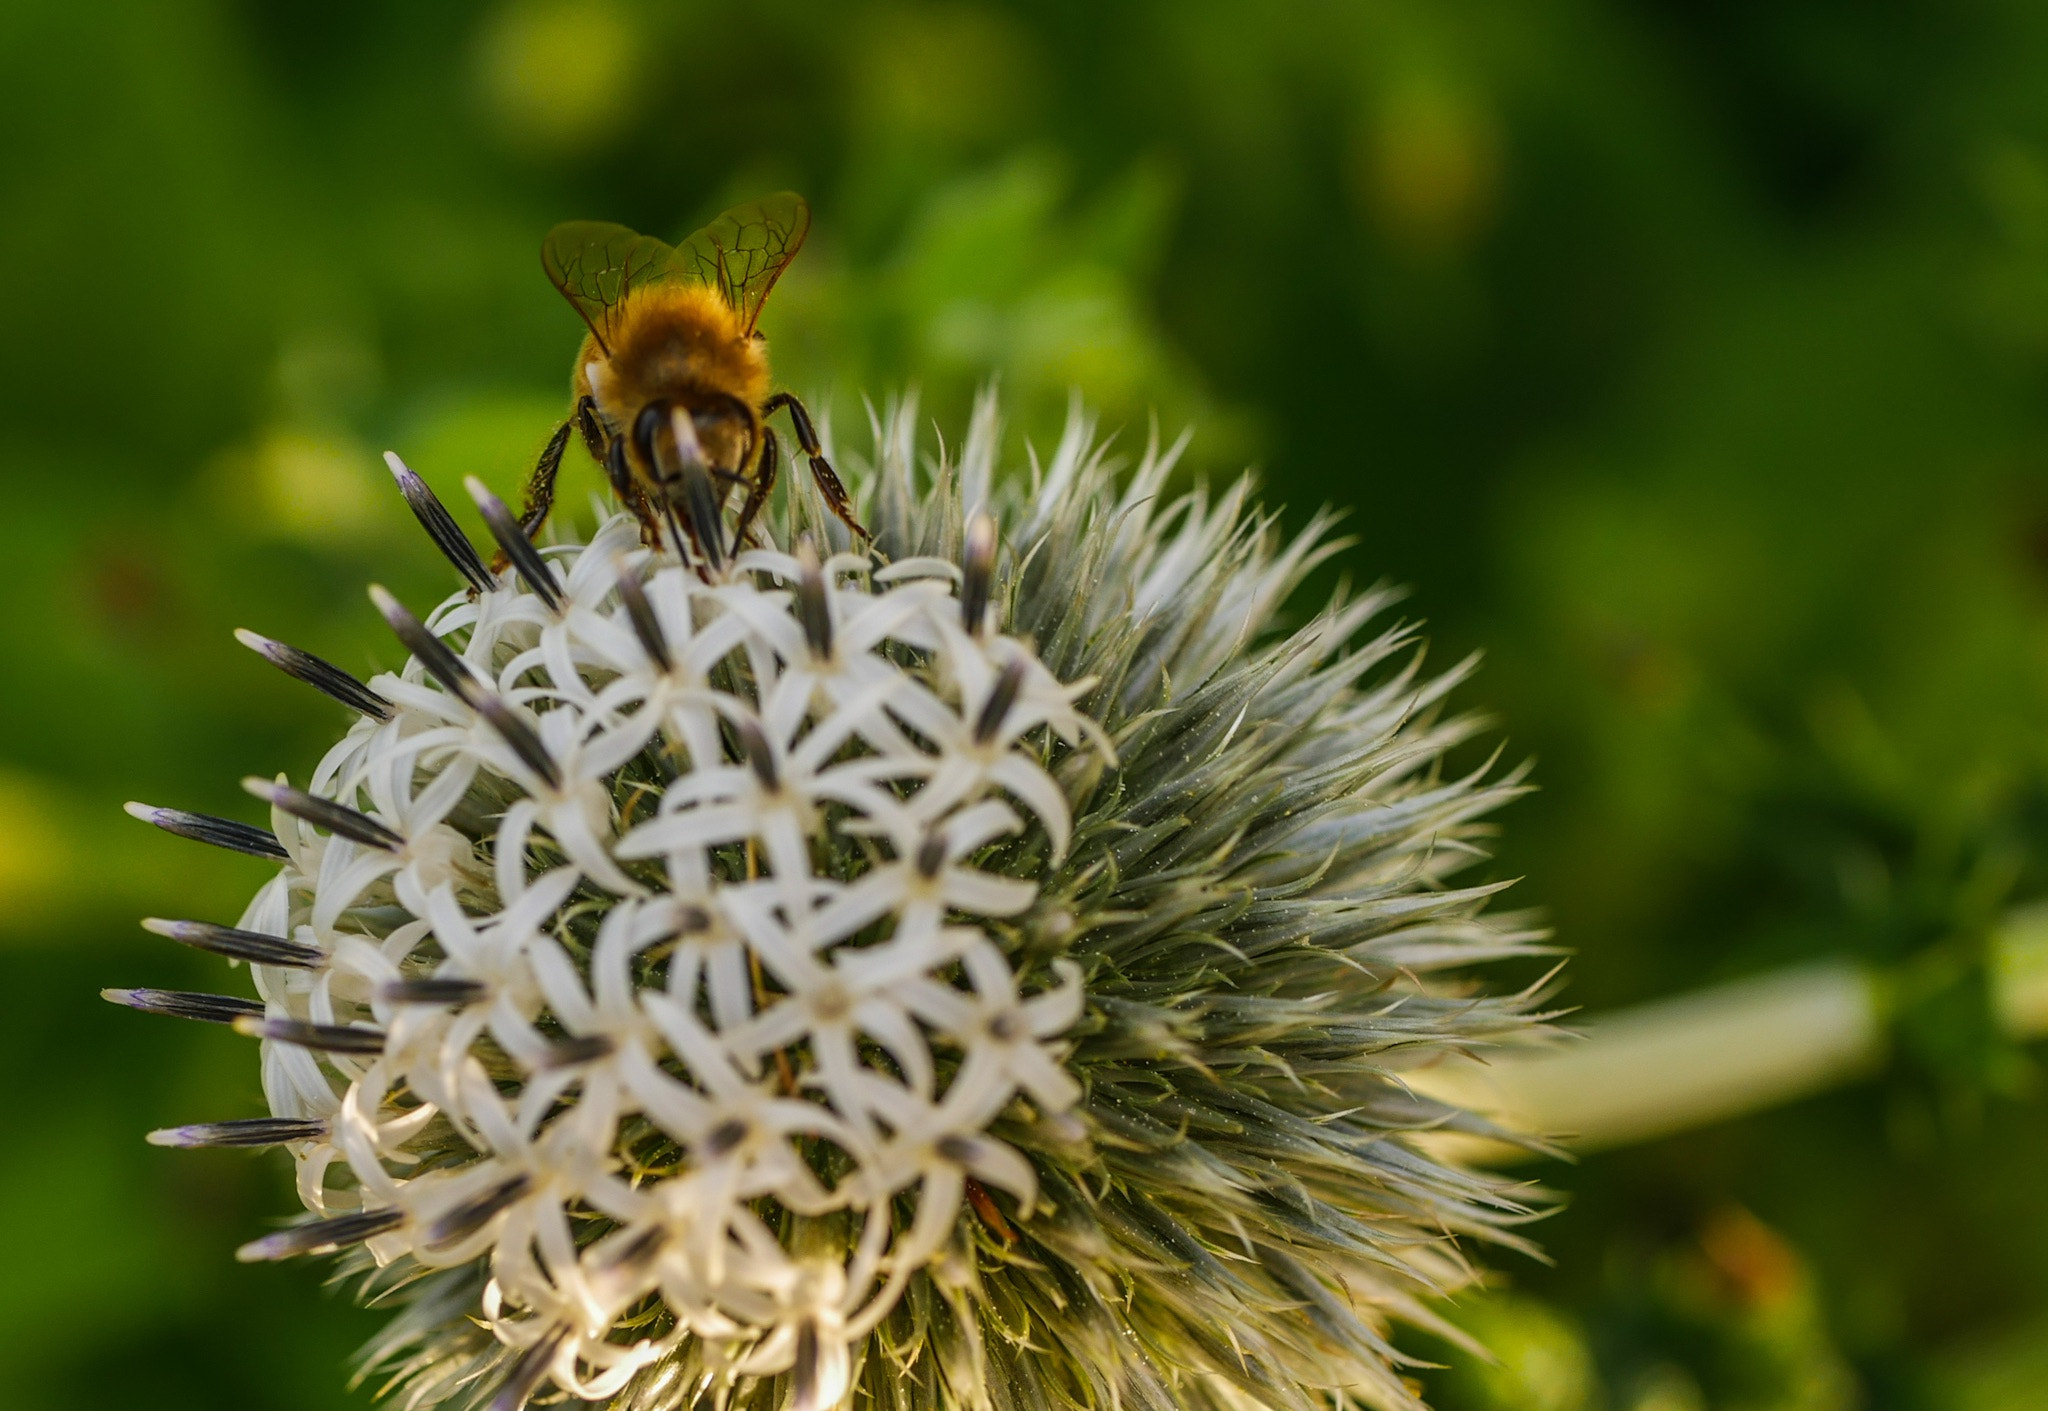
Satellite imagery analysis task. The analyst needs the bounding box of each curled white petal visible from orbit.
[217,506,1101,1402]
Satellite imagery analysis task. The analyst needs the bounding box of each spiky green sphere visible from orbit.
[113,394,1546,1411]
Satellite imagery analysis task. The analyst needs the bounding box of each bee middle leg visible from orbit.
[763,391,868,542]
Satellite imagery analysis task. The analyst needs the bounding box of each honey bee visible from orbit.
[515,191,863,567]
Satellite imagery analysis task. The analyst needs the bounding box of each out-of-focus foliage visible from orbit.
[8,2,2048,1408]
[1427,1208,1859,1411]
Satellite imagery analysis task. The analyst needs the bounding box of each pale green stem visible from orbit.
[1410,902,2048,1164]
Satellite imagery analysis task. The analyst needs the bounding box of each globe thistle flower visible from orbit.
[111,394,1551,1411]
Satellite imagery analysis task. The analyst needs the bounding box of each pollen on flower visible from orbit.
[115,393,1552,1411]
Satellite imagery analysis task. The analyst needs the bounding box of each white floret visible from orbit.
[238,511,1092,1397]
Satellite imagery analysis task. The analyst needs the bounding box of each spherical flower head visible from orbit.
[115,393,1551,1411]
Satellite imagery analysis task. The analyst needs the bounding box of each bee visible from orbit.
[515,191,863,567]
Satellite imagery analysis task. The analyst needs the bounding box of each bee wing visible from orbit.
[674,192,811,336]
[541,221,679,356]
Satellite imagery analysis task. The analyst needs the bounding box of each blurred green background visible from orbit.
[7,1,2048,1407]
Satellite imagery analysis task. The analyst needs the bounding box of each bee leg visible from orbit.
[731,427,780,550]
[606,435,662,550]
[574,395,605,461]
[764,392,869,543]
[631,402,692,558]
[512,420,573,548]
[604,433,634,505]
[512,396,604,547]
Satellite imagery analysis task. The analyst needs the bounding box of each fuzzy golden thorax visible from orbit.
[574,282,773,475]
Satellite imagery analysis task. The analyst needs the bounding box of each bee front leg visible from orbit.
[605,435,663,550]
[763,391,869,543]
[575,394,606,461]
[630,403,690,559]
